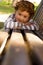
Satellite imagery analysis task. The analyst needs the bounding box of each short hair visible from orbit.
[15,1,34,18]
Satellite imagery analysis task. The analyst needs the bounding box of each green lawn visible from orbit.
[0,1,14,14]
[0,5,14,13]
[0,22,4,29]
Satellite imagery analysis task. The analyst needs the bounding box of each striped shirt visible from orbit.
[4,14,39,32]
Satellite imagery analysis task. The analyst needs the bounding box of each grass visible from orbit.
[0,1,14,14]
[0,22,4,29]
[0,5,14,14]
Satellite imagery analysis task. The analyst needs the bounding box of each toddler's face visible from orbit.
[15,10,30,23]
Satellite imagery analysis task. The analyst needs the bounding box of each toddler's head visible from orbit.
[14,1,34,23]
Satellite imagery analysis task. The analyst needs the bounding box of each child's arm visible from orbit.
[20,22,39,30]
[24,22,39,30]
[14,22,39,30]
[4,14,14,32]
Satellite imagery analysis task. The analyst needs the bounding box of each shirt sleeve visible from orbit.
[27,22,39,30]
[28,19,39,30]
[22,22,39,30]
[4,14,14,32]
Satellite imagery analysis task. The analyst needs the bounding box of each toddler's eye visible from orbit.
[19,13,21,16]
[24,16,27,18]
